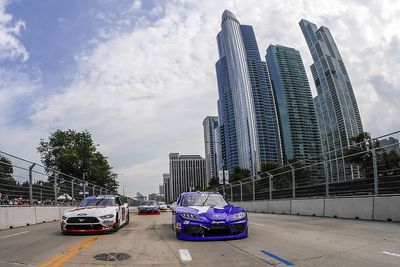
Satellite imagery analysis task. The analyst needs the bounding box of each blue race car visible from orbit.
[172,192,248,241]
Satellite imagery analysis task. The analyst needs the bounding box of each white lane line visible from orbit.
[179,249,192,262]
[0,231,29,239]
[382,251,400,258]
[249,222,267,227]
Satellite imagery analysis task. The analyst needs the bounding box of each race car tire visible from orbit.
[113,213,120,232]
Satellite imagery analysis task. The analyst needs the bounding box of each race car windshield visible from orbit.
[141,201,156,206]
[181,194,228,207]
[79,197,116,207]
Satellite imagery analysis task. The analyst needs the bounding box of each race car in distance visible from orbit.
[138,200,160,215]
[61,195,129,233]
[158,201,168,212]
[172,192,248,241]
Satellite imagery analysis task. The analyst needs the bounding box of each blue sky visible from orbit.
[1,0,400,196]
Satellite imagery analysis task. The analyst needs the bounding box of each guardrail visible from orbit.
[214,131,400,201]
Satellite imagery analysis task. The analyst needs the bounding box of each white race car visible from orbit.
[158,202,168,212]
[61,195,129,233]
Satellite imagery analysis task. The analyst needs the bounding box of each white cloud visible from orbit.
[0,0,28,62]
[1,0,400,195]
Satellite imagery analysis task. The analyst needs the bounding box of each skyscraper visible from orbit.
[162,173,172,203]
[169,153,206,200]
[216,10,282,175]
[299,19,363,181]
[266,45,322,164]
[203,116,219,184]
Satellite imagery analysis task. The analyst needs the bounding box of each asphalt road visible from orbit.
[0,210,399,266]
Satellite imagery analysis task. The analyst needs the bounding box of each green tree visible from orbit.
[378,150,400,176]
[344,132,378,178]
[230,167,251,183]
[207,176,220,189]
[37,129,118,191]
[0,156,14,182]
[0,156,17,200]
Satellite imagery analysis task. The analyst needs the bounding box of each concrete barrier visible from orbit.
[253,201,268,213]
[373,196,400,221]
[291,199,325,216]
[269,200,291,214]
[323,198,373,220]
[35,207,62,223]
[232,196,400,222]
[0,207,37,230]
[0,206,72,230]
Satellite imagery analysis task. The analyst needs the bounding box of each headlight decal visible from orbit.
[179,213,204,221]
[231,212,247,220]
[99,214,115,219]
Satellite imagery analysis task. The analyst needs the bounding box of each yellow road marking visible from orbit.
[37,235,103,267]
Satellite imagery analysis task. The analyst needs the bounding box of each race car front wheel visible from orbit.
[113,213,120,232]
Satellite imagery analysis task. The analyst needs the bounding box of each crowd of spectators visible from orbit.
[0,193,79,206]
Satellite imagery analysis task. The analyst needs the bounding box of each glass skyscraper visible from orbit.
[203,116,219,184]
[216,10,282,175]
[299,19,363,182]
[266,45,322,164]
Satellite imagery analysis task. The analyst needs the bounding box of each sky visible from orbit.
[0,0,399,197]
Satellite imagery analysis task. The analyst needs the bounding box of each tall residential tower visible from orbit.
[203,116,219,185]
[216,10,282,175]
[266,45,322,164]
[299,19,363,181]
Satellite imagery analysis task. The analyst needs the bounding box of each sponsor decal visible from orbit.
[211,221,225,224]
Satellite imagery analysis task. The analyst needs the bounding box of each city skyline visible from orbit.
[0,1,399,196]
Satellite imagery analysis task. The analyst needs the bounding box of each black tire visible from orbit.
[113,213,119,232]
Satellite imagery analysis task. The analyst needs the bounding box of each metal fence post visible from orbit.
[290,164,295,198]
[222,186,225,198]
[71,178,76,200]
[100,187,103,195]
[252,180,255,201]
[323,157,329,197]
[28,163,36,206]
[93,185,96,195]
[268,172,273,200]
[230,184,233,202]
[372,148,378,195]
[54,175,58,205]
[240,181,243,202]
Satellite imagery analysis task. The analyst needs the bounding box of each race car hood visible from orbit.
[64,206,118,217]
[177,205,245,222]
